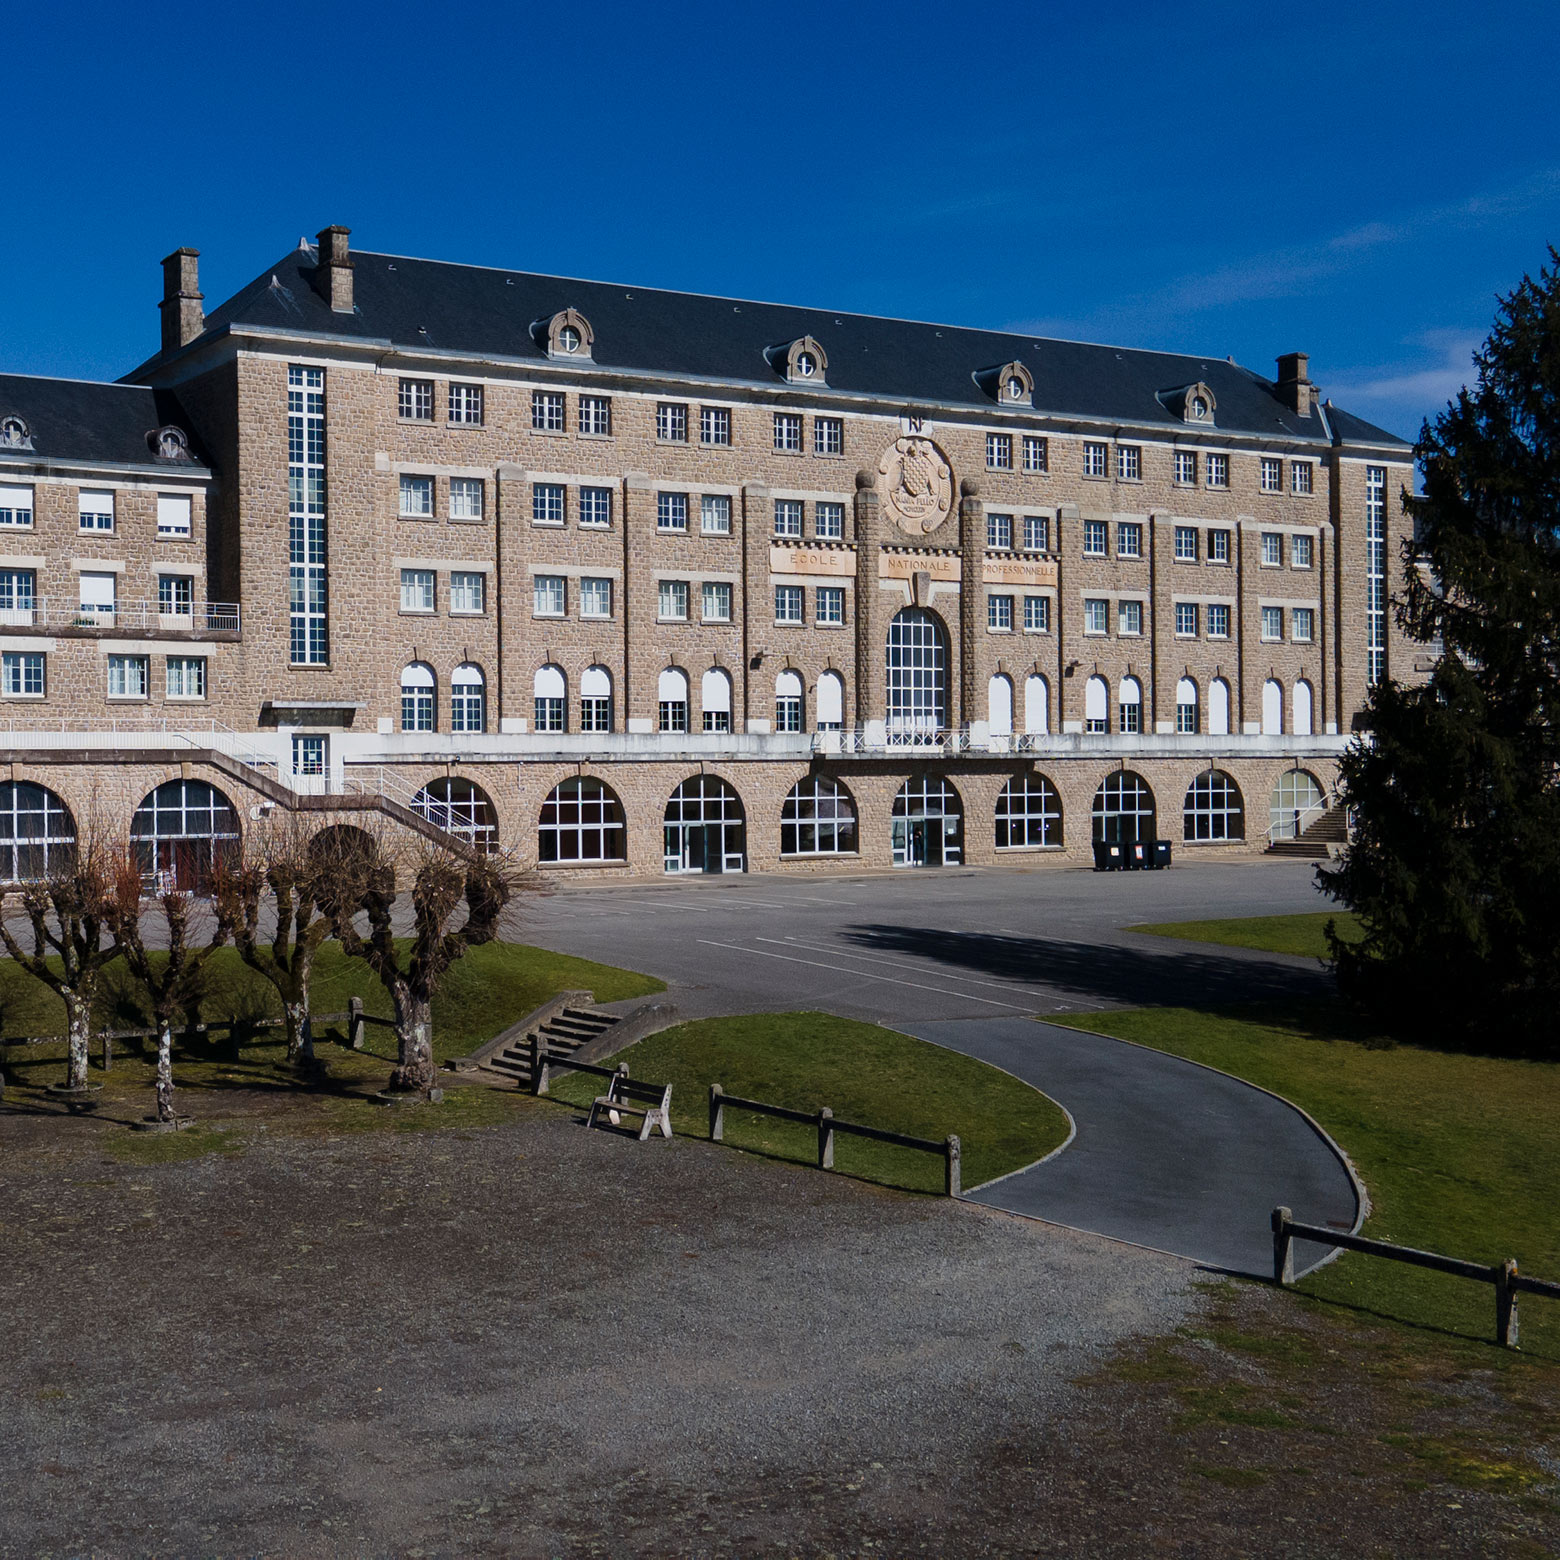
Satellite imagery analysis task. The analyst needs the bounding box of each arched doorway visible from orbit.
[1270,769,1325,841]
[892,774,962,867]
[1091,771,1156,845]
[539,777,626,863]
[131,779,241,891]
[412,776,499,852]
[886,608,946,743]
[664,774,745,874]
[0,781,75,882]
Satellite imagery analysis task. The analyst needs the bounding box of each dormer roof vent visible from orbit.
[1159,381,1217,425]
[533,307,594,360]
[975,360,1033,407]
[766,335,828,385]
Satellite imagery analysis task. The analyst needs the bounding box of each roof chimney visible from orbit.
[314,225,354,313]
[159,247,204,355]
[1275,352,1316,417]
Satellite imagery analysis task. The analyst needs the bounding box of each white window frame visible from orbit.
[1118,599,1143,637]
[165,655,207,701]
[1173,451,1196,486]
[1208,603,1231,639]
[815,501,844,539]
[580,577,613,619]
[399,475,434,518]
[657,402,688,442]
[449,477,484,521]
[1083,442,1108,478]
[816,585,845,625]
[699,406,730,446]
[1082,519,1107,557]
[533,575,566,618]
[774,584,804,625]
[988,594,1013,632]
[448,382,484,426]
[400,568,436,613]
[532,483,565,526]
[0,485,34,529]
[0,650,44,697]
[773,413,803,453]
[658,579,690,621]
[986,432,1013,470]
[78,489,115,532]
[1117,445,1141,481]
[1022,436,1047,473]
[1206,453,1229,489]
[398,378,433,422]
[1083,598,1108,635]
[987,512,1013,550]
[813,417,843,456]
[1117,521,1142,559]
[531,390,565,432]
[1261,605,1284,641]
[658,491,689,532]
[450,571,486,615]
[579,395,612,437]
[1173,526,1198,562]
[1023,595,1050,633]
[107,653,149,699]
[1261,457,1283,494]
[702,581,732,623]
[700,494,731,535]
[156,493,192,537]
[579,486,613,528]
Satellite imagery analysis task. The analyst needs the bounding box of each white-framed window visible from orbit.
[1,650,44,696]
[107,653,148,698]
[0,569,35,626]
[657,402,688,442]
[0,485,34,528]
[815,500,844,539]
[158,574,193,617]
[1291,533,1314,569]
[1174,451,1197,485]
[1367,465,1387,685]
[292,734,326,776]
[399,475,434,518]
[1185,770,1245,840]
[1175,601,1198,637]
[157,494,192,537]
[1261,531,1283,566]
[1209,677,1232,735]
[78,571,116,623]
[814,417,843,455]
[533,574,566,617]
[1291,461,1313,495]
[657,492,688,532]
[700,407,730,446]
[988,594,1013,632]
[782,775,856,855]
[1083,519,1107,556]
[580,577,613,619]
[451,663,486,733]
[701,668,732,734]
[1118,676,1143,735]
[448,383,484,426]
[987,512,1013,550]
[398,379,433,421]
[996,772,1060,848]
[1118,599,1143,636]
[702,581,731,622]
[78,489,114,532]
[816,669,845,732]
[1206,453,1229,488]
[988,673,1013,737]
[1023,514,1049,552]
[1261,605,1284,641]
[773,412,803,452]
[700,493,731,534]
[1175,678,1199,736]
[1173,525,1198,562]
[400,568,435,613]
[774,584,804,624]
[816,585,844,625]
[1208,603,1231,639]
[450,572,485,614]
[1023,594,1050,633]
[1084,597,1108,635]
[1209,528,1231,563]
[166,656,206,700]
[986,432,1013,470]
[1261,457,1282,493]
[774,670,803,733]
[579,395,612,436]
[1117,445,1141,480]
[658,579,689,621]
[1293,607,1315,642]
[658,667,689,732]
[531,390,564,431]
[580,666,613,733]
[538,776,625,861]
[449,477,484,521]
[580,486,612,528]
[1083,441,1108,477]
[1117,521,1142,559]
[287,365,327,665]
[533,483,565,525]
[774,499,803,537]
[1084,674,1109,733]
[533,665,566,733]
[1023,435,1048,473]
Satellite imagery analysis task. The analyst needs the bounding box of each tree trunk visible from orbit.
[155,1020,176,1122]
[389,991,435,1095]
[64,992,91,1092]
[283,999,313,1065]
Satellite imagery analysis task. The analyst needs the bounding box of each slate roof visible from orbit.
[0,374,206,469]
[189,243,1411,451]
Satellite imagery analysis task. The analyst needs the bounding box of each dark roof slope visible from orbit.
[1324,403,1414,448]
[193,244,1411,450]
[0,374,206,468]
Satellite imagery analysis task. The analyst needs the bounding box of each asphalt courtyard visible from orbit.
[525,857,1359,1275]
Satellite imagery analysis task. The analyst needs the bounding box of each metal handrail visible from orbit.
[0,598,240,633]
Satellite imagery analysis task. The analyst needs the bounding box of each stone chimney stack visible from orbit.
[159,248,204,355]
[315,225,354,313]
[1275,352,1316,417]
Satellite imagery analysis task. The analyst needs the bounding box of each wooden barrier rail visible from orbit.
[1272,1206,1560,1349]
[709,1083,961,1196]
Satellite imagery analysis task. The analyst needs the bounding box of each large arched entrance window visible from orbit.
[781,775,857,856]
[995,773,1061,849]
[539,777,626,863]
[0,781,75,881]
[1183,771,1245,841]
[1091,771,1156,845]
[892,774,962,867]
[664,775,745,874]
[413,776,499,852]
[131,779,240,891]
[886,608,946,743]
[1270,769,1325,841]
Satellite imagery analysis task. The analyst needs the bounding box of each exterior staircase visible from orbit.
[483,1005,621,1089]
[1265,805,1349,859]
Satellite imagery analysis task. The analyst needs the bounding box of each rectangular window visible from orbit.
[1174,525,1198,562]
[1291,461,1313,495]
[702,581,732,622]
[531,390,565,431]
[657,491,688,532]
[774,584,804,624]
[1023,514,1050,552]
[657,402,688,442]
[986,512,1013,550]
[449,477,484,521]
[1176,698,1198,735]
[1293,607,1315,642]
[580,695,611,734]
[400,569,435,613]
[580,577,613,619]
[107,653,148,698]
[658,579,689,620]
[814,417,843,455]
[659,695,687,734]
[166,656,206,700]
[450,572,485,614]
[1117,445,1141,481]
[1261,457,1283,493]
[579,395,613,436]
[1083,441,1108,477]
[533,574,566,617]
[988,594,1013,631]
[699,406,730,446]
[1261,605,1284,641]
[703,707,730,735]
[1084,597,1108,634]
[78,489,114,532]
[398,379,433,421]
[1175,602,1198,637]
[1174,451,1197,485]
[773,499,803,537]
[1206,453,1229,488]
[1291,533,1314,569]
[158,574,193,617]
[0,569,35,625]
[816,585,844,625]
[579,486,613,528]
[448,383,484,426]
[78,570,116,623]
[532,483,565,525]
[1023,435,1048,473]
[1083,519,1107,556]
[287,366,327,664]
[1208,528,1230,563]
[1,651,43,696]
[1261,531,1283,566]
[1023,595,1050,632]
[815,500,844,539]
[1208,603,1230,639]
[157,494,192,537]
[1117,521,1142,559]
[534,694,564,733]
[986,432,1013,470]
[399,475,434,517]
[0,484,34,528]
[292,735,325,777]
[1118,599,1143,636]
[774,413,803,452]
[700,493,731,535]
[1367,466,1387,684]
[1120,696,1142,735]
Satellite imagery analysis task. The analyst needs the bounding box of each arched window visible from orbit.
[533,664,566,733]
[1261,678,1283,735]
[452,663,486,733]
[1209,678,1232,736]
[1084,675,1109,733]
[664,774,745,873]
[658,668,689,733]
[781,775,857,856]
[774,670,802,733]
[988,674,1013,737]
[891,774,962,867]
[1270,769,1325,840]
[702,668,732,734]
[886,608,946,741]
[1293,679,1314,736]
[1118,676,1143,735]
[1183,771,1245,841]
[413,776,498,852]
[1024,674,1049,735]
[401,662,435,732]
[995,772,1062,849]
[131,779,240,891]
[1092,771,1156,844]
[0,782,75,881]
[580,665,613,733]
[816,670,844,732]
[539,777,625,862]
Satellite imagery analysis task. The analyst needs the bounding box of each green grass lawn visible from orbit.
[1051,999,1560,1357]
[547,1011,1071,1195]
[1128,911,1364,960]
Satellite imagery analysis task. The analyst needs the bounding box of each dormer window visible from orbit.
[769,336,829,385]
[535,307,594,360]
[976,360,1033,407]
[796,352,817,378]
[1161,381,1217,425]
[1191,394,1209,419]
[558,325,581,353]
[0,415,32,451]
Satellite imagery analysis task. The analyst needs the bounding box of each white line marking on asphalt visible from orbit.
[767,936,1042,996]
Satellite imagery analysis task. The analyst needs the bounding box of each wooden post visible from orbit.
[709,1083,725,1142]
[1272,1206,1294,1286]
[945,1135,961,1197]
[347,997,365,1051]
[818,1106,834,1170]
[102,1031,112,1073]
[531,1030,549,1096]
[1497,1258,1520,1350]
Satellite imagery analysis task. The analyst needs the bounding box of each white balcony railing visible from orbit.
[0,598,241,633]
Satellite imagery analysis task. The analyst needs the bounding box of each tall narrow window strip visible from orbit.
[287,365,328,664]
[1366,466,1386,683]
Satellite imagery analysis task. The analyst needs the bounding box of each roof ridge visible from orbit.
[0,370,156,392]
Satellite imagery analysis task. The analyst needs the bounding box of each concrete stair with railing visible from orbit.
[484,1006,621,1088]
[1265,805,1350,858]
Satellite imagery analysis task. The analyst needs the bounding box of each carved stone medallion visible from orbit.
[876,435,952,537]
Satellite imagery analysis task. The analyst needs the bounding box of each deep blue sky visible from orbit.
[3,0,1556,442]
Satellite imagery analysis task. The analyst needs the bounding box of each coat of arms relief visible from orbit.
[876,436,953,537]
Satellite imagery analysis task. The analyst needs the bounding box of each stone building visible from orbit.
[0,227,1416,883]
